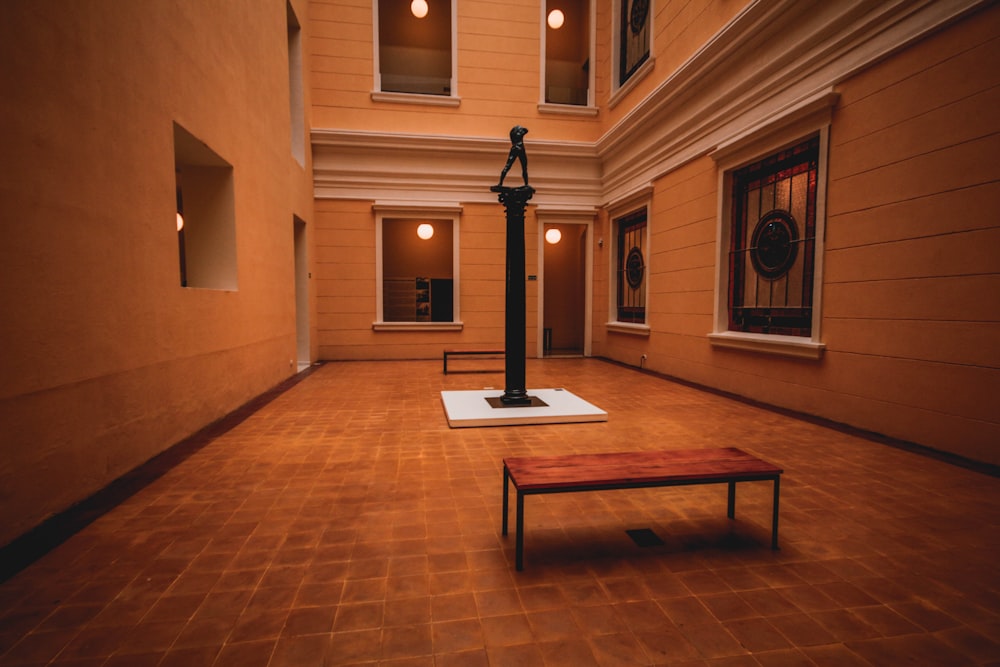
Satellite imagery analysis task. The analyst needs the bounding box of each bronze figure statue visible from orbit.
[495,125,529,188]
[490,126,537,406]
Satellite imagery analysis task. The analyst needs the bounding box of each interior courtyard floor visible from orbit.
[1,359,998,666]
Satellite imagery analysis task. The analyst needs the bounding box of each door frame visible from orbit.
[536,208,596,358]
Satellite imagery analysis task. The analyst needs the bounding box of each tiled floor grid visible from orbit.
[1,359,997,666]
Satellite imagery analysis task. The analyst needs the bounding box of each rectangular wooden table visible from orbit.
[502,448,783,570]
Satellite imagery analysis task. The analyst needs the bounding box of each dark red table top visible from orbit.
[504,447,782,491]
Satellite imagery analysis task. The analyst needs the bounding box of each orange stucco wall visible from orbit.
[310,0,743,141]
[311,2,998,466]
[315,199,540,359]
[593,5,1000,464]
[5,0,992,555]
[0,1,315,547]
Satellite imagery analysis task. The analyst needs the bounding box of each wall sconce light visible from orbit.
[411,0,428,18]
[175,184,185,231]
[417,223,434,240]
[547,9,564,29]
[545,228,562,244]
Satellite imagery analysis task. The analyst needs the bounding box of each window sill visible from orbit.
[538,102,599,117]
[373,321,464,332]
[370,91,461,107]
[708,332,825,360]
[606,322,650,336]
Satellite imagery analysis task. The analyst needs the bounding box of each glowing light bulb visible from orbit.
[547,9,564,29]
[417,223,434,240]
[176,213,184,232]
[545,228,562,244]
[411,0,428,18]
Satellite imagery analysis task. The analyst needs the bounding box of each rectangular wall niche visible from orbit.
[173,123,238,290]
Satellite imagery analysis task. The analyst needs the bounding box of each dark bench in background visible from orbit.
[443,349,504,374]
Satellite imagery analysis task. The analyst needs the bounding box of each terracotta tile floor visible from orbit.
[1,359,999,666]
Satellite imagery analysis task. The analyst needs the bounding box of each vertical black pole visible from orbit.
[492,186,534,405]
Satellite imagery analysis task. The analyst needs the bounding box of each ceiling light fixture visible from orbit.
[547,9,564,29]
[545,228,562,244]
[417,223,434,240]
[411,0,428,18]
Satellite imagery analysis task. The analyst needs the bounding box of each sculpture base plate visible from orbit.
[486,395,548,409]
[441,388,607,428]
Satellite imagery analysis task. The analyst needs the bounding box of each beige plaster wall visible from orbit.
[310,0,596,141]
[307,1,997,465]
[0,0,315,547]
[315,199,540,359]
[593,6,1000,464]
[310,0,743,141]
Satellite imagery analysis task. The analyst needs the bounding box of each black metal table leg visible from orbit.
[502,465,509,536]
[515,491,525,571]
[772,476,780,550]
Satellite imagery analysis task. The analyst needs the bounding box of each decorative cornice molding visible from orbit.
[312,0,987,208]
[709,88,840,166]
[313,129,600,206]
[606,184,654,216]
[597,0,987,204]
[372,201,463,215]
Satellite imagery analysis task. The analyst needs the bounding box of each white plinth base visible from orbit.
[441,388,607,428]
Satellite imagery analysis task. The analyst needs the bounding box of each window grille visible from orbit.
[728,135,819,336]
[616,210,647,323]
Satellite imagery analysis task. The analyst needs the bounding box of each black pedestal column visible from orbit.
[491,185,534,405]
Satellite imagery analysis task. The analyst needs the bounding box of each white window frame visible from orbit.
[708,90,839,359]
[286,1,306,166]
[606,187,652,335]
[538,0,598,116]
[373,202,463,331]
[372,0,460,107]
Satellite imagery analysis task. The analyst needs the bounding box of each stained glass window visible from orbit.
[728,135,819,336]
[616,210,647,323]
[618,0,649,86]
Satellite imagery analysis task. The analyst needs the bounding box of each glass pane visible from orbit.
[728,135,819,335]
[379,0,452,95]
[382,218,453,322]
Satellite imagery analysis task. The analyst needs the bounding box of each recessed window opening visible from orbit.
[616,209,647,324]
[729,135,819,336]
[176,183,187,287]
[173,123,237,290]
[382,218,454,322]
[287,2,305,165]
[545,0,589,105]
[377,0,453,96]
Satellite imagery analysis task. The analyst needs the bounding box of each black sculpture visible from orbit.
[490,126,541,407]
[496,125,529,189]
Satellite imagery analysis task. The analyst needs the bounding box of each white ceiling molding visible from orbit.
[606,184,654,218]
[535,205,597,219]
[313,129,600,207]
[313,0,986,209]
[709,88,840,167]
[597,0,987,205]
[372,201,463,215]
